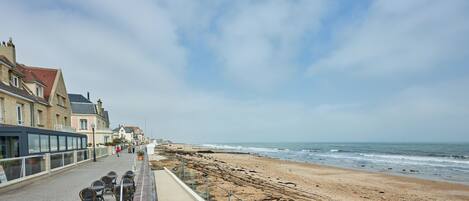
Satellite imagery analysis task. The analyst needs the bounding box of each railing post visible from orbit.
[45,153,51,174]
[21,158,26,178]
[73,150,78,165]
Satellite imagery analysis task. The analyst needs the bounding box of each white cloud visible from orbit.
[211,0,329,90]
[309,0,469,76]
[1,0,468,143]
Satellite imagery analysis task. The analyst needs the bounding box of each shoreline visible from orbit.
[199,143,469,185]
[152,143,469,201]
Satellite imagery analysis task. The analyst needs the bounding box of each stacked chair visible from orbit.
[79,170,136,201]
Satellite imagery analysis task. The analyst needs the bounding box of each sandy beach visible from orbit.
[151,144,469,201]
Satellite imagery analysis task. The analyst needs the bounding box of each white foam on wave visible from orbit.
[201,144,282,153]
[360,154,469,165]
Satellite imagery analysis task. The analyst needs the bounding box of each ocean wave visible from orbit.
[359,154,469,165]
[201,144,283,153]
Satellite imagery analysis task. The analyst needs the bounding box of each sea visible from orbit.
[200,143,469,185]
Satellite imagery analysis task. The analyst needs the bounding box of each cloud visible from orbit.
[309,0,469,76]
[1,0,468,143]
[211,0,330,90]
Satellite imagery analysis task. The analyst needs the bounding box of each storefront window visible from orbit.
[59,136,66,151]
[67,137,74,150]
[81,138,87,148]
[28,134,40,154]
[40,135,49,152]
[50,136,58,152]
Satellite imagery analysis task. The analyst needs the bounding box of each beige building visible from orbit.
[0,38,73,131]
[69,93,111,146]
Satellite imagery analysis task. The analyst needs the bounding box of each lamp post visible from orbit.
[91,123,96,162]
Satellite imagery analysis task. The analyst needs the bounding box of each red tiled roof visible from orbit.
[16,64,46,85]
[20,65,58,100]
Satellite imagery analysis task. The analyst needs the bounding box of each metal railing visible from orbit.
[53,124,76,132]
[0,147,110,188]
[172,157,244,201]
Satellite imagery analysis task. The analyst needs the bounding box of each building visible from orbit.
[0,38,73,131]
[69,93,111,146]
[0,38,85,159]
[112,125,146,145]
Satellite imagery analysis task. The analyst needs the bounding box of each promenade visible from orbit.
[0,152,138,201]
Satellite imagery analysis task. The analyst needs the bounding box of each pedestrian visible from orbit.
[132,145,135,154]
[116,145,121,157]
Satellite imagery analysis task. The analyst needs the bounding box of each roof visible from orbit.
[21,66,58,100]
[70,102,96,114]
[103,111,110,125]
[16,64,46,85]
[0,81,36,101]
[112,126,134,133]
[68,94,92,103]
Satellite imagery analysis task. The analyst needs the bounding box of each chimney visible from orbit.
[87,92,90,100]
[97,99,103,114]
[0,37,16,65]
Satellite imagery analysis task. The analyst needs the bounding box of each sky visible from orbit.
[1,0,469,143]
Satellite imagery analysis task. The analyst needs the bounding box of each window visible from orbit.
[40,135,49,152]
[16,103,23,125]
[28,134,40,154]
[57,95,66,107]
[56,114,60,125]
[50,136,58,152]
[59,136,66,151]
[36,86,44,97]
[80,119,88,130]
[0,98,4,123]
[81,138,87,148]
[67,137,74,150]
[11,74,19,87]
[37,110,43,126]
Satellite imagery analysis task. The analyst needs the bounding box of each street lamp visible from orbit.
[91,123,96,162]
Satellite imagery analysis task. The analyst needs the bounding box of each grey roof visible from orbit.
[112,126,134,133]
[68,94,92,103]
[70,102,97,114]
[103,111,110,125]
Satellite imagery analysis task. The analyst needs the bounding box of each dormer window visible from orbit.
[11,74,19,88]
[36,85,44,98]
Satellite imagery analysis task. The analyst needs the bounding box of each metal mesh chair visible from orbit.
[107,171,118,184]
[113,185,134,201]
[79,188,97,201]
[91,180,105,201]
[101,176,114,194]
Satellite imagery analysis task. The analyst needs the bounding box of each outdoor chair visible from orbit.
[113,185,134,201]
[107,171,118,184]
[91,180,105,201]
[121,177,136,194]
[101,176,115,194]
[79,187,97,201]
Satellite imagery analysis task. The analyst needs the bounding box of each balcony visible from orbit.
[54,124,76,132]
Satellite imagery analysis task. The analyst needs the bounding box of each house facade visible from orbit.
[0,38,85,159]
[0,38,73,131]
[69,93,111,146]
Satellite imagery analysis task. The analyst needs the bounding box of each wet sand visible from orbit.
[152,144,469,201]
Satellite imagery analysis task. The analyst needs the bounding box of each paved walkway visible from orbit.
[155,169,198,201]
[0,152,138,201]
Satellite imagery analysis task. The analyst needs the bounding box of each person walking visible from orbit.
[116,145,121,157]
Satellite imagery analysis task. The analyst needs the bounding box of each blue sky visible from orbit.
[1,0,469,143]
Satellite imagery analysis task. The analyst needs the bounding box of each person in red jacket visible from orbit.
[116,145,121,157]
